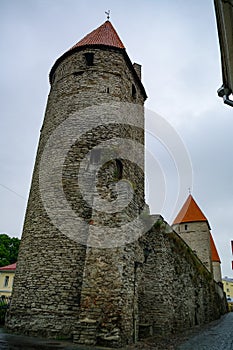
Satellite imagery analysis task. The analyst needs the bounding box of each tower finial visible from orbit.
[105,10,110,20]
[188,187,191,195]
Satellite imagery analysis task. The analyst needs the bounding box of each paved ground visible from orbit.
[177,312,233,350]
[0,328,111,350]
[0,313,233,350]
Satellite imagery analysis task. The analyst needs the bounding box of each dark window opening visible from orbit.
[115,159,123,179]
[4,276,9,287]
[90,149,101,164]
[185,224,188,230]
[73,71,84,76]
[106,87,110,93]
[132,84,136,98]
[84,52,94,66]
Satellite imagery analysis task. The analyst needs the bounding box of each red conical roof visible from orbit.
[173,195,209,226]
[49,21,147,99]
[70,21,125,50]
[210,234,221,263]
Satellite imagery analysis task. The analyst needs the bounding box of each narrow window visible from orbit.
[73,71,84,76]
[4,276,9,287]
[184,224,188,230]
[84,52,94,66]
[116,159,123,179]
[132,84,136,98]
[106,87,110,93]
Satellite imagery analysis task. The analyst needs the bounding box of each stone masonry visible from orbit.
[172,221,213,273]
[6,21,147,346]
[6,20,227,348]
[138,218,227,339]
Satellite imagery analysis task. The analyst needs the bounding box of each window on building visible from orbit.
[132,84,136,98]
[115,159,123,180]
[4,276,9,287]
[185,224,188,230]
[227,288,230,292]
[84,53,94,66]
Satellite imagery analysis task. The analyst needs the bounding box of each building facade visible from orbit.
[0,263,16,297]
[222,277,233,299]
[222,277,233,311]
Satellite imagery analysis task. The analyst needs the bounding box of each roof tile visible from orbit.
[0,262,17,271]
[70,20,125,50]
[173,195,208,225]
[210,234,221,262]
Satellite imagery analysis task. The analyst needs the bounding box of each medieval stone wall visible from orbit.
[213,261,222,283]
[138,218,227,340]
[72,216,227,347]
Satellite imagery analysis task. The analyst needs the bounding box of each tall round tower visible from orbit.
[6,20,147,345]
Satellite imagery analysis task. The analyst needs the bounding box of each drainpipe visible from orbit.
[217,85,233,107]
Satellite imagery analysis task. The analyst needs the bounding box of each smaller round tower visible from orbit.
[210,233,222,283]
[172,195,213,273]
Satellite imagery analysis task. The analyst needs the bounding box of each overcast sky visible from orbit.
[1,0,233,277]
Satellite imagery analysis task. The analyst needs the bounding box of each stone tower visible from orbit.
[210,233,222,283]
[6,20,148,346]
[172,195,213,273]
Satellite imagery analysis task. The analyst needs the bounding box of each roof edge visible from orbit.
[172,195,210,228]
[49,44,124,83]
[173,219,211,230]
[49,45,147,100]
[0,262,17,271]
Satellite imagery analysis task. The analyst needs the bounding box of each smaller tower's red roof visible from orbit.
[0,262,16,271]
[70,20,125,50]
[210,234,221,263]
[173,194,209,226]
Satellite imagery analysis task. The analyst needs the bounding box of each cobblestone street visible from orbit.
[177,312,233,350]
[0,313,233,350]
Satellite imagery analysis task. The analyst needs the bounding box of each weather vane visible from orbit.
[105,10,110,20]
[188,187,191,194]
